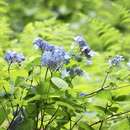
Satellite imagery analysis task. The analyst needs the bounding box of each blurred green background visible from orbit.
[0,0,130,86]
[1,0,130,51]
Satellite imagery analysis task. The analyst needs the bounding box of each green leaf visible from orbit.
[15,76,25,87]
[113,95,127,101]
[26,57,41,70]
[15,118,34,130]
[78,121,94,130]
[0,106,9,125]
[25,103,37,118]
[27,95,41,102]
[110,119,130,130]
[51,77,68,90]
[109,107,119,113]
[56,101,75,111]
[36,81,50,95]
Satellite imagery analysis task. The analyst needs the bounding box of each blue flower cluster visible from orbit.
[4,51,25,64]
[71,67,83,76]
[74,35,95,58]
[4,35,94,72]
[109,55,124,66]
[34,37,70,70]
[42,47,70,70]
[61,66,83,78]
[33,37,55,51]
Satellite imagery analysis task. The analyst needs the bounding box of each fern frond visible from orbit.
[20,19,75,54]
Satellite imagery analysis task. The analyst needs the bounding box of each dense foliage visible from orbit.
[0,0,130,130]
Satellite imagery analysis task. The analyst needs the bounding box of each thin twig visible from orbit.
[99,103,108,130]
[44,67,49,80]
[101,71,110,89]
[85,85,109,98]
[90,110,130,127]
[7,105,19,130]
[99,120,104,130]
[71,116,83,130]
[8,62,12,77]
[111,84,130,90]
[45,106,59,130]
[39,102,45,130]
[35,103,39,130]
[85,68,111,98]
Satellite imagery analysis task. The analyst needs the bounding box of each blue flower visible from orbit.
[109,55,124,66]
[41,47,70,70]
[73,67,83,76]
[44,44,55,51]
[33,37,47,50]
[79,93,87,97]
[61,69,70,78]
[4,51,25,64]
[74,35,95,58]
[86,59,93,65]
[74,35,88,48]
[34,37,71,70]
[61,66,83,78]
[4,51,16,63]
[74,54,83,62]
[33,37,55,51]
[15,53,25,63]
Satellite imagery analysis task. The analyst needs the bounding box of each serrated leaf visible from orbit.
[56,101,75,111]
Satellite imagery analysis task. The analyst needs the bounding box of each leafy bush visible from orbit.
[0,0,130,130]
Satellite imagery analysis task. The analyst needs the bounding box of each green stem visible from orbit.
[44,67,49,80]
[39,102,45,130]
[44,106,59,130]
[39,67,49,130]
[99,120,103,130]
[69,116,72,130]
[85,67,111,98]
[7,105,19,130]
[35,103,39,130]
[46,69,53,101]
[8,62,12,77]
[99,103,108,130]
[101,70,110,89]
[3,86,14,113]
[71,116,83,130]
[85,85,109,98]
[91,110,130,127]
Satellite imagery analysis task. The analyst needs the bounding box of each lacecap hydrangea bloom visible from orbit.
[33,37,70,70]
[109,55,124,66]
[33,37,55,51]
[4,51,25,64]
[74,35,95,58]
[41,47,70,71]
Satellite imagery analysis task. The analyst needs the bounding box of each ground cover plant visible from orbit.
[0,0,130,130]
